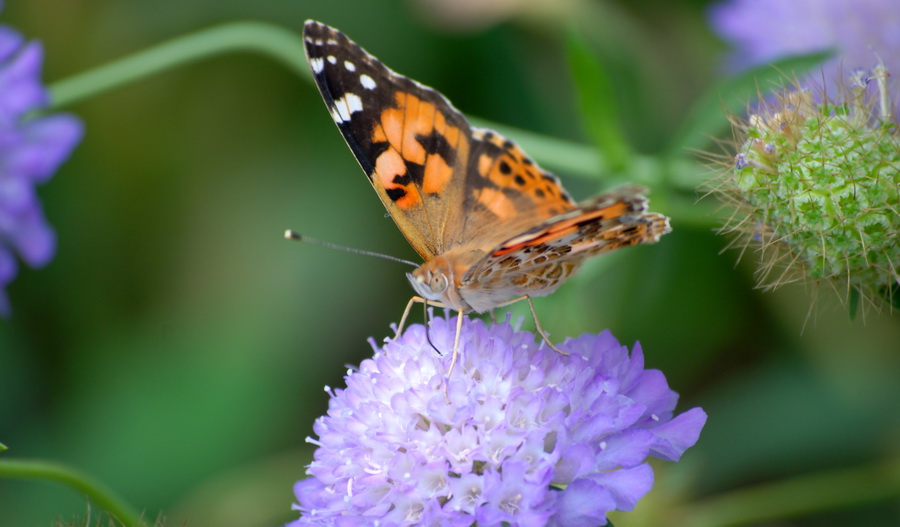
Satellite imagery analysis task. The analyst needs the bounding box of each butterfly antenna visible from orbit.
[284,230,419,268]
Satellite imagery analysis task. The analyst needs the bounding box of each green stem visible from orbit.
[0,459,142,527]
[48,21,307,110]
[45,20,711,195]
[676,458,900,527]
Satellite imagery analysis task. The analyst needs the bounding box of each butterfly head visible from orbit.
[408,265,451,304]
[407,251,489,311]
[408,257,469,310]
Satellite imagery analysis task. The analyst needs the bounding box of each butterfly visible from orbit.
[302,20,670,366]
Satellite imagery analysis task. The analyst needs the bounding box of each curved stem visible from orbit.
[48,21,307,110]
[44,20,710,194]
[0,459,142,527]
[675,458,900,527]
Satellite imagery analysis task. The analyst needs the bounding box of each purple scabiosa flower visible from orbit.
[0,8,83,315]
[708,0,900,117]
[289,316,706,526]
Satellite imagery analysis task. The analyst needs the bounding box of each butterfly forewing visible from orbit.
[452,129,579,248]
[304,20,474,260]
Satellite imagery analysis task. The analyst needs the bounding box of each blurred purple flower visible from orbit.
[0,10,83,315]
[289,316,706,526]
[709,0,900,106]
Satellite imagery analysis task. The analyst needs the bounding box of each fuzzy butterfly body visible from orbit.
[303,20,670,314]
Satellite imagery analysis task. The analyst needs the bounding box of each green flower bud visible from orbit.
[714,65,900,313]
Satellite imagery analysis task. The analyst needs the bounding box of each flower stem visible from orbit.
[677,458,900,526]
[0,459,142,527]
[47,21,307,110]
[44,20,708,197]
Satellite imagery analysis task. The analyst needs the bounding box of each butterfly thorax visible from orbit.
[407,249,487,312]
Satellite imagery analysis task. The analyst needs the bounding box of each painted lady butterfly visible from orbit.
[302,21,670,358]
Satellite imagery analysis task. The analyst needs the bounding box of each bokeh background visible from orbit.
[1,0,898,526]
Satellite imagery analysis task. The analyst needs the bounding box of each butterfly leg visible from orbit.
[396,295,448,345]
[443,309,465,398]
[525,295,568,356]
[396,296,430,338]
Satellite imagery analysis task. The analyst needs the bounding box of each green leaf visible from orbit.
[565,26,632,173]
[666,50,834,155]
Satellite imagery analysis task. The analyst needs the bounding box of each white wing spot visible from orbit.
[360,74,377,90]
[331,93,364,123]
[344,61,356,72]
[310,57,324,73]
[327,55,337,64]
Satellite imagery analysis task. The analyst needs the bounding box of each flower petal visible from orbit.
[649,407,708,461]
[585,463,655,511]
[550,478,615,527]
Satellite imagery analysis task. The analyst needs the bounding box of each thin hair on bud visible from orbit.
[702,63,900,318]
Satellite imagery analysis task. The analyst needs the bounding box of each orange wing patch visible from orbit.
[370,92,464,210]
[423,154,454,194]
[477,187,518,220]
[469,130,576,225]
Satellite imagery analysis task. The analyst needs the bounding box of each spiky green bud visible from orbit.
[715,65,900,312]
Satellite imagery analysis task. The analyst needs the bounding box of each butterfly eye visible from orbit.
[429,273,449,294]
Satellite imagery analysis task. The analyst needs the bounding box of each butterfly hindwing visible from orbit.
[462,186,670,290]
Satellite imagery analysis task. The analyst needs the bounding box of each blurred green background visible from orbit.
[1,0,898,526]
